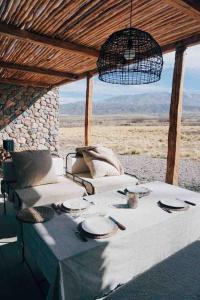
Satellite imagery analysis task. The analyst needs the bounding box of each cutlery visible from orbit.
[83,197,95,205]
[109,216,126,230]
[75,231,88,242]
[161,207,172,214]
[184,200,196,206]
[57,204,69,213]
[117,190,126,196]
[157,202,172,214]
[51,203,62,214]
[176,198,196,206]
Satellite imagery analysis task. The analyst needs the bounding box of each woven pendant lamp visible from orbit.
[97,1,163,85]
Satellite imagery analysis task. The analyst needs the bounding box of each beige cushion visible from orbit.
[82,151,120,178]
[3,157,64,182]
[73,172,139,194]
[76,145,99,155]
[11,150,57,188]
[13,176,86,208]
[67,155,89,174]
[80,145,124,178]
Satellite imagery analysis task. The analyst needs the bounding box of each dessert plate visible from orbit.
[82,215,117,236]
[62,199,90,211]
[159,198,187,209]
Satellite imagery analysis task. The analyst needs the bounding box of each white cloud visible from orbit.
[163,51,175,68]
[185,45,200,71]
[163,45,200,71]
[154,45,200,71]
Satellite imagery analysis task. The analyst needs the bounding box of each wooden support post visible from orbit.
[166,45,186,185]
[84,74,93,146]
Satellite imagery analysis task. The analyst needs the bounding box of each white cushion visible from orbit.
[52,157,64,176]
[74,172,139,194]
[13,176,86,208]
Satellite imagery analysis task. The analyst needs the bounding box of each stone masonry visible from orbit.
[0,83,59,152]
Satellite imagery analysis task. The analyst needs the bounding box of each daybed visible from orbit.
[66,152,139,195]
[1,153,86,210]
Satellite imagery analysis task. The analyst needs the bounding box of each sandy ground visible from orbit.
[59,124,200,159]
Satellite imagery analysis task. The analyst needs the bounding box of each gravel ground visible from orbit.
[119,155,200,192]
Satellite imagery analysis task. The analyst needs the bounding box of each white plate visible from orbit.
[82,216,117,235]
[125,186,151,194]
[62,199,90,211]
[160,198,186,209]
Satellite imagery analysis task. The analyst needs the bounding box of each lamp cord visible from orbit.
[130,0,133,28]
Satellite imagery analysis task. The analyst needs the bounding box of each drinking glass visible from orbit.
[127,192,139,209]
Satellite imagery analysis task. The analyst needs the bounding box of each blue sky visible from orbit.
[60,45,200,104]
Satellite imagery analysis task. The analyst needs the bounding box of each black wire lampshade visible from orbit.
[97,28,163,85]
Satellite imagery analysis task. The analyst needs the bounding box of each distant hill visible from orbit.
[59,92,200,115]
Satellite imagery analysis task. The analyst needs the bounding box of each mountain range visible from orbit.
[59,92,200,116]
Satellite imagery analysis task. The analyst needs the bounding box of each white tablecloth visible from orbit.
[23,181,200,300]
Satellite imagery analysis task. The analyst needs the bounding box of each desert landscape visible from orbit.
[59,114,200,160]
[59,114,200,192]
[59,92,200,191]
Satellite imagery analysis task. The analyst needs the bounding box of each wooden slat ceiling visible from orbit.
[0,0,199,88]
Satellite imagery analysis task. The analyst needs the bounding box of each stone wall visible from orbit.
[0,84,59,152]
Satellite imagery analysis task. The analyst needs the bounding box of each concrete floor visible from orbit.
[0,193,47,300]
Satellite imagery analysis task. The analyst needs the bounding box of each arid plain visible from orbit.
[59,115,200,160]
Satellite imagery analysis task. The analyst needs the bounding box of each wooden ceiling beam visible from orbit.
[0,77,50,88]
[164,0,200,22]
[0,61,78,80]
[162,33,200,53]
[53,68,98,87]
[0,23,99,58]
